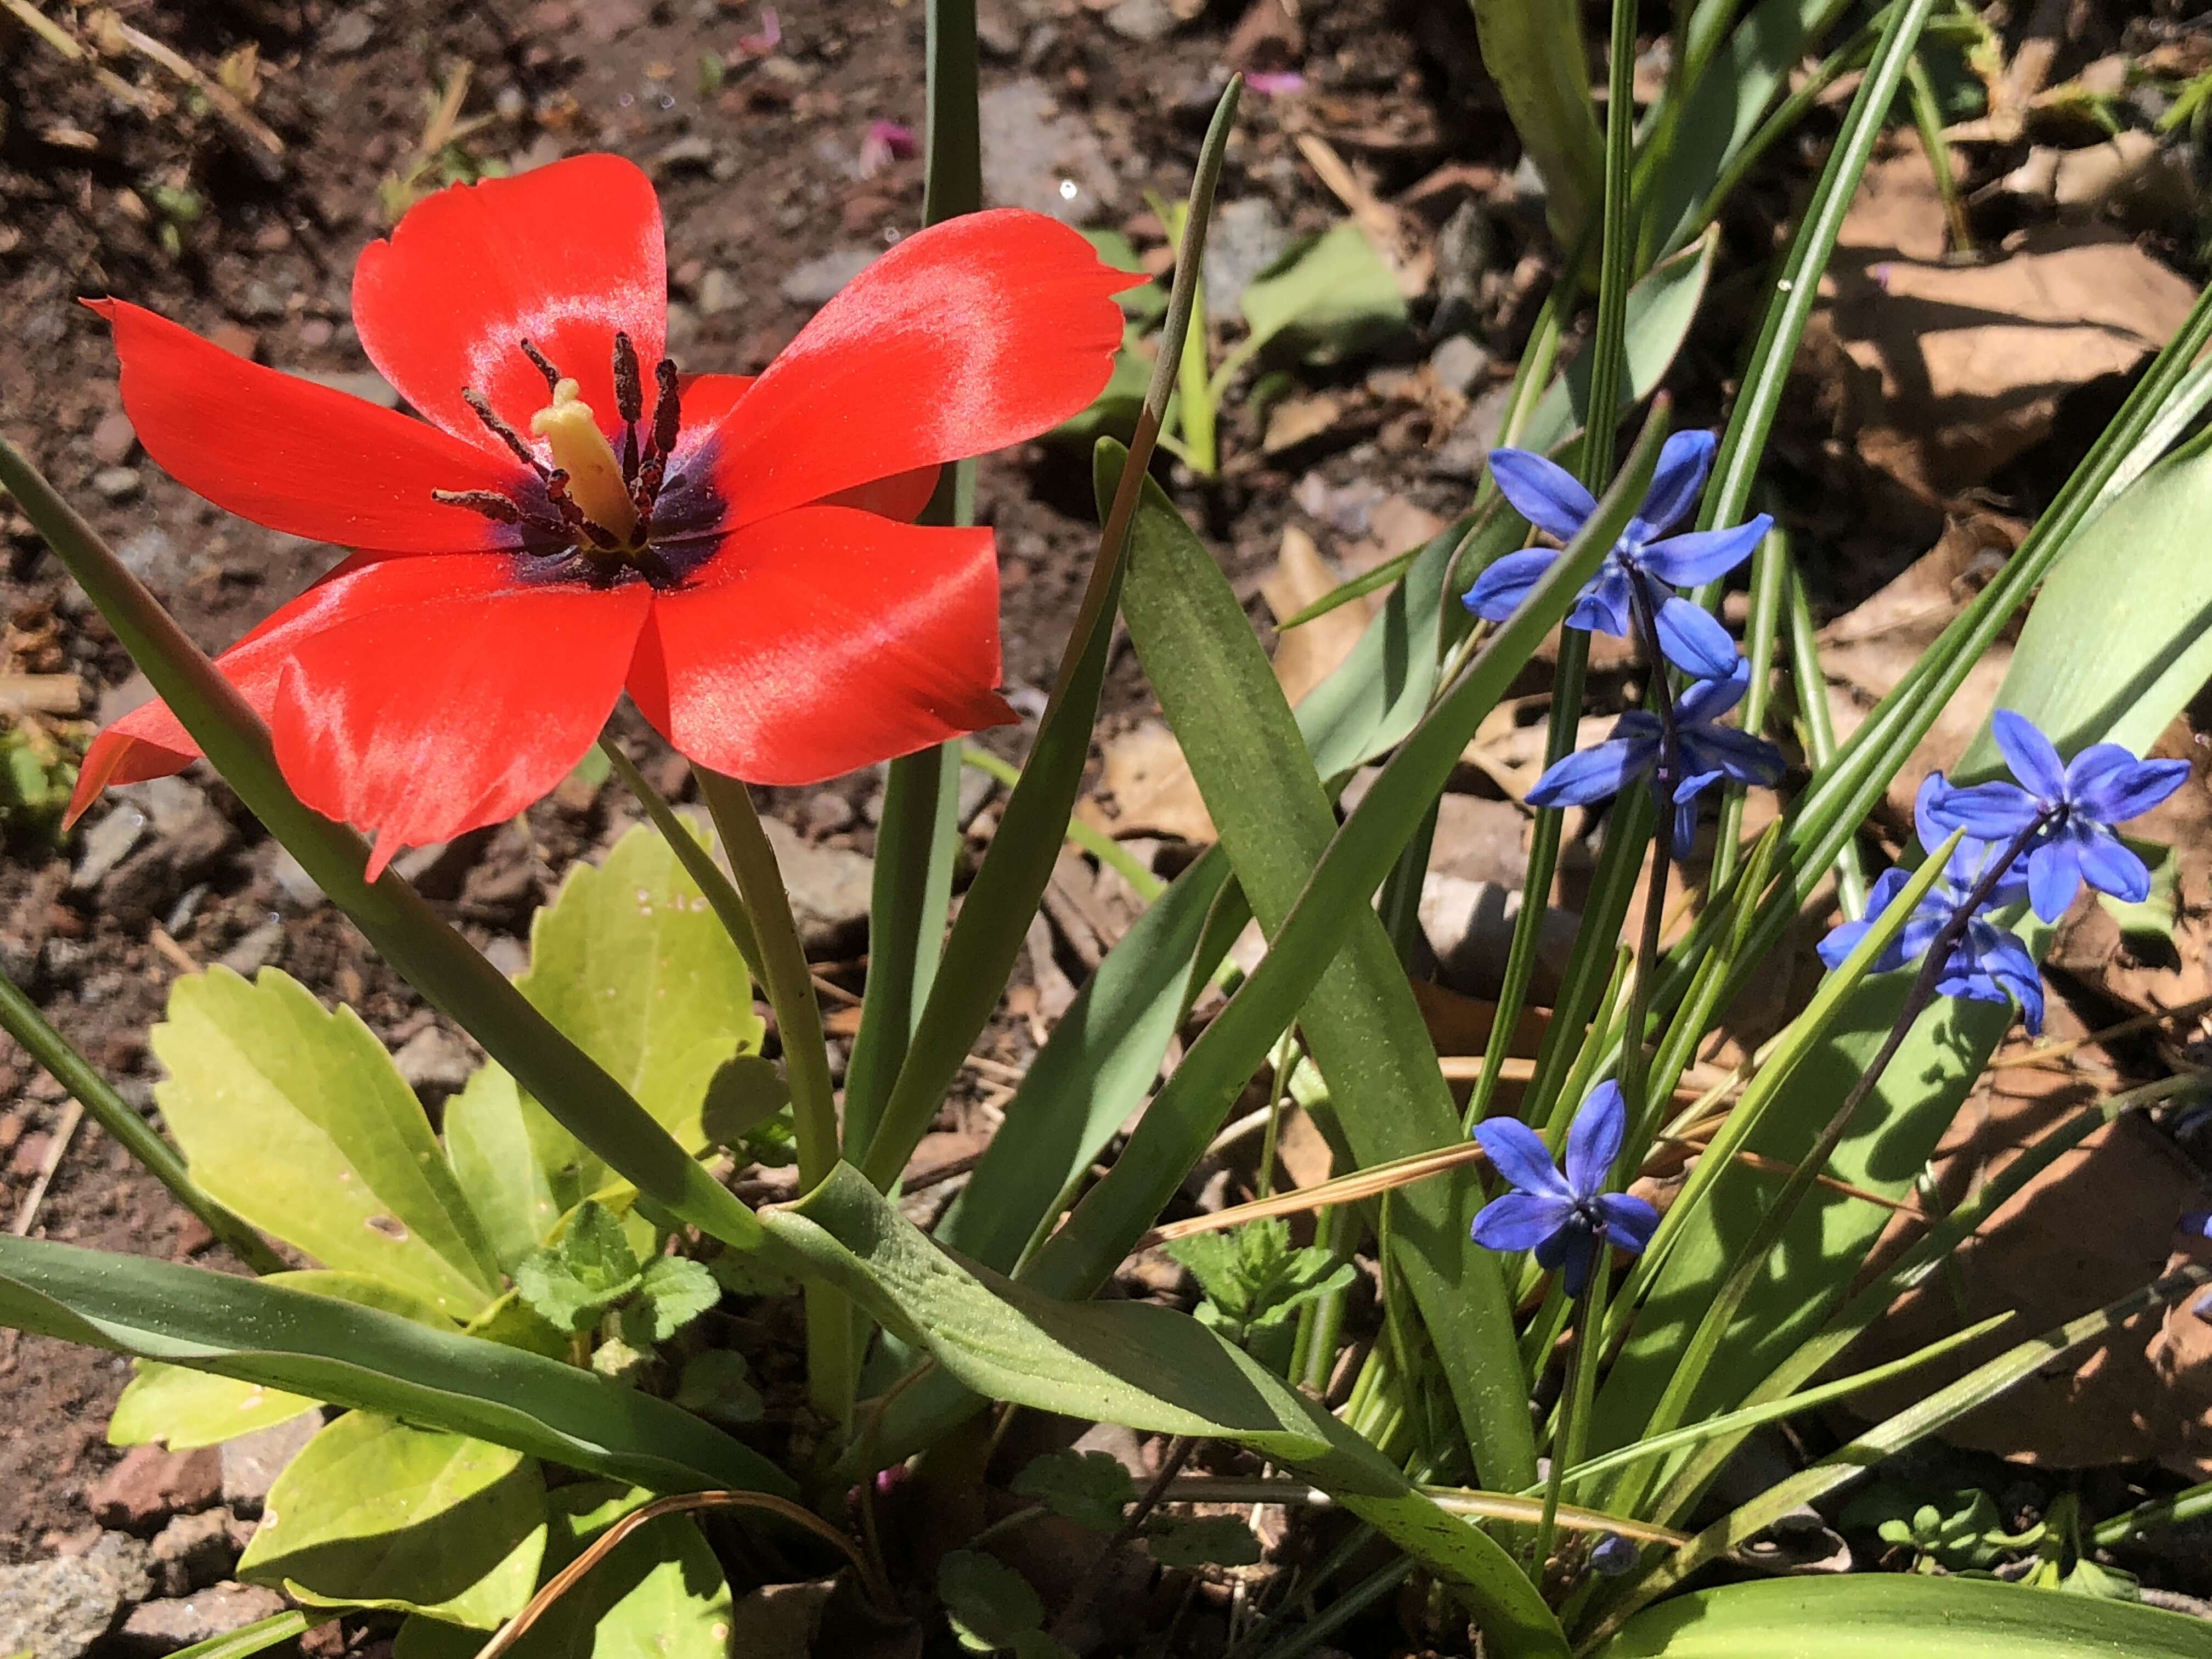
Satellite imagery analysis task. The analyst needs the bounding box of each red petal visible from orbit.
[63,551,388,826]
[352,154,667,450]
[268,555,650,875]
[824,465,941,522]
[628,506,1014,785]
[91,301,520,554]
[702,210,1137,527]
[676,372,754,431]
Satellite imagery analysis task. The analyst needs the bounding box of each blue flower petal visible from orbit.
[1678,724,1786,789]
[1634,429,1718,536]
[1489,448,1599,542]
[1595,1191,1660,1253]
[1674,796,1700,855]
[1569,561,1635,637]
[2075,825,2150,903]
[2025,834,2084,923]
[1638,515,1771,588]
[1992,709,2066,801]
[1471,1190,1576,1252]
[1676,656,1751,724]
[1672,766,1726,805]
[2068,749,2190,825]
[1563,1080,1627,1199]
[1463,548,1563,621]
[1817,919,1871,971]
[1863,866,1912,920]
[1549,1228,1600,1295]
[1653,596,1740,680]
[1472,1116,1573,1200]
[1528,736,1656,807]
[1925,779,2041,840]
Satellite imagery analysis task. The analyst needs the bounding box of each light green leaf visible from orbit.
[1144,1516,1262,1569]
[939,1550,1045,1652]
[240,1412,546,1628]
[1011,1450,1136,1533]
[0,1234,796,1497]
[511,822,765,1184]
[1593,1574,2212,1658]
[443,1065,562,1274]
[152,1612,314,1659]
[1468,0,1602,243]
[1522,232,1718,456]
[394,1483,732,1659]
[673,1351,761,1425]
[1222,224,1408,385]
[632,1257,719,1342]
[111,1271,455,1450]
[151,968,500,1317]
[1165,1220,1353,1340]
[511,1201,641,1333]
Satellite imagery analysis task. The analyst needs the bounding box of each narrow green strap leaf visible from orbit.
[768,1165,1568,1659]
[0,436,759,1254]
[157,1612,318,1659]
[1114,453,1534,1485]
[0,1235,794,1497]
[1468,0,1602,246]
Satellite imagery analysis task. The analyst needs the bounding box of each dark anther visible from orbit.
[463,388,548,476]
[612,332,644,423]
[431,488,522,522]
[518,338,563,393]
[650,358,681,459]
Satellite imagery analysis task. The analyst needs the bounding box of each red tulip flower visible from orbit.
[69,154,1135,874]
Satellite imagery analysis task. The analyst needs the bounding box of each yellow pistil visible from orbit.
[529,378,639,546]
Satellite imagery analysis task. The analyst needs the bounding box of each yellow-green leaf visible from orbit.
[152,970,501,1317]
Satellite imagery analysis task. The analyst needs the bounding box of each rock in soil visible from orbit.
[149,1508,240,1598]
[86,1446,222,1532]
[777,247,874,307]
[219,1415,321,1518]
[978,78,1121,224]
[1203,198,1293,321]
[759,818,873,958]
[114,1583,288,1656]
[0,1532,151,1659]
[393,1025,476,1095]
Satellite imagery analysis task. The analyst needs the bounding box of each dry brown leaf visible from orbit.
[1850,1048,2212,1474]
[1095,720,1216,843]
[1261,526,1378,707]
[1821,190,2198,498]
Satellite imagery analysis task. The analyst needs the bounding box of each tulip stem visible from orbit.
[695,768,850,1429]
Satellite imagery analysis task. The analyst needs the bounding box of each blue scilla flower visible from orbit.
[1471,1081,1659,1295]
[1464,430,1772,680]
[1525,657,1785,851]
[1924,710,2190,924]
[1817,777,2044,1033]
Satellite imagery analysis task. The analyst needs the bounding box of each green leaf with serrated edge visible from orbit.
[1598,441,2212,1502]
[1111,455,1531,1485]
[151,968,500,1318]
[240,1412,546,1628]
[1011,1450,1136,1532]
[939,1550,1045,1652]
[0,1235,795,1497]
[512,1200,642,1333]
[111,1270,454,1451]
[393,1483,733,1659]
[633,1257,718,1341]
[1166,1221,1352,1339]
[765,1166,1566,1658]
[673,1351,761,1425]
[1591,1575,2212,1659]
[443,1064,561,1275]
[1143,1516,1262,1569]
[509,822,765,1187]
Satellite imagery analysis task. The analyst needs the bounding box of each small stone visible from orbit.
[71,804,149,891]
[1104,0,1180,43]
[149,1509,239,1597]
[394,1025,476,1094]
[1428,333,1492,397]
[956,765,996,830]
[290,368,400,409]
[759,816,873,957]
[263,844,327,909]
[115,1584,287,1656]
[976,0,1023,58]
[798,791,854,838]
[207,323,258,360]
[978,79,1121,224]
[219,1415,321,1517]
[1203,198,1292,322]
[322,11,375,54]
[216,918,285,978]
[0,1533,151,1659]
[93,466,143,501]
[90,409,137,465]
[698,267,741,315]
[87,1445,222,1532]
[482,935,529,977]
[1429,382,1516,481]
[115,527,174,581]
[778,247,874,307]
[239,281,286,321]
[651,135,719,174]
